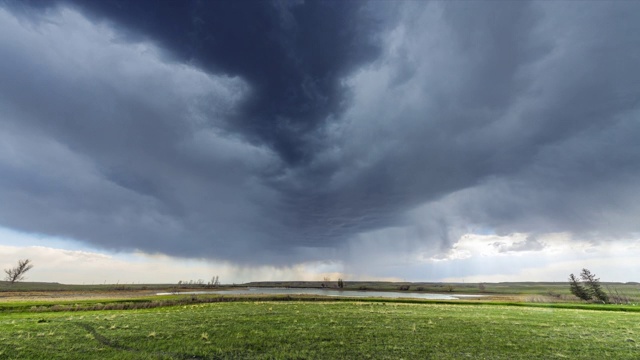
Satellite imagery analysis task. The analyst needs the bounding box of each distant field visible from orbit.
[246,281,640,303]
[1,300,639,359]
[2,280,639,305]
[4,280,638,296]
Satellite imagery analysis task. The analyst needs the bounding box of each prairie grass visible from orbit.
[0,301,639,359]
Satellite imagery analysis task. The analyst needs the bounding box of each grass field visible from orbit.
[1,299,639,359]
[3,280,639,302]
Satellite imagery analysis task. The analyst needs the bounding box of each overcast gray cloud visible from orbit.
[1,1,639,269]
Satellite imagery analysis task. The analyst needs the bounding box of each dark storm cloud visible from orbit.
[62,0,382,165]
[1,1,640,266]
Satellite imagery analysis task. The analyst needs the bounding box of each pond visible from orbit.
[157,287,482,300]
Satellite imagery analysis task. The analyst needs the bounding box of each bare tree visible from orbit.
[4,259,34,284]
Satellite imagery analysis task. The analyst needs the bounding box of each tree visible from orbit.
[4,259,34,284]
[337,278,344,289]
[580,268,608,303]
[569,273,591,301]
[569,269,609,303]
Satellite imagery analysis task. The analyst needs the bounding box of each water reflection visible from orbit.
[157,287,482,300]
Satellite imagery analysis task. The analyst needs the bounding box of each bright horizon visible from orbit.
[3,226,639,285]
[2,2,640,285]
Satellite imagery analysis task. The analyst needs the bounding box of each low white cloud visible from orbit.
[0,243,352,285]
[427,233,550,262]
[0,226,350,284]
[429,233,640,282]
[441,255,640,283]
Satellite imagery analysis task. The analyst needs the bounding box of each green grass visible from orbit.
[3,293,639,314]
[1,300,639,359]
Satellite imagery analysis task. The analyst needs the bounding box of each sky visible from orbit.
[1,0,640,284]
